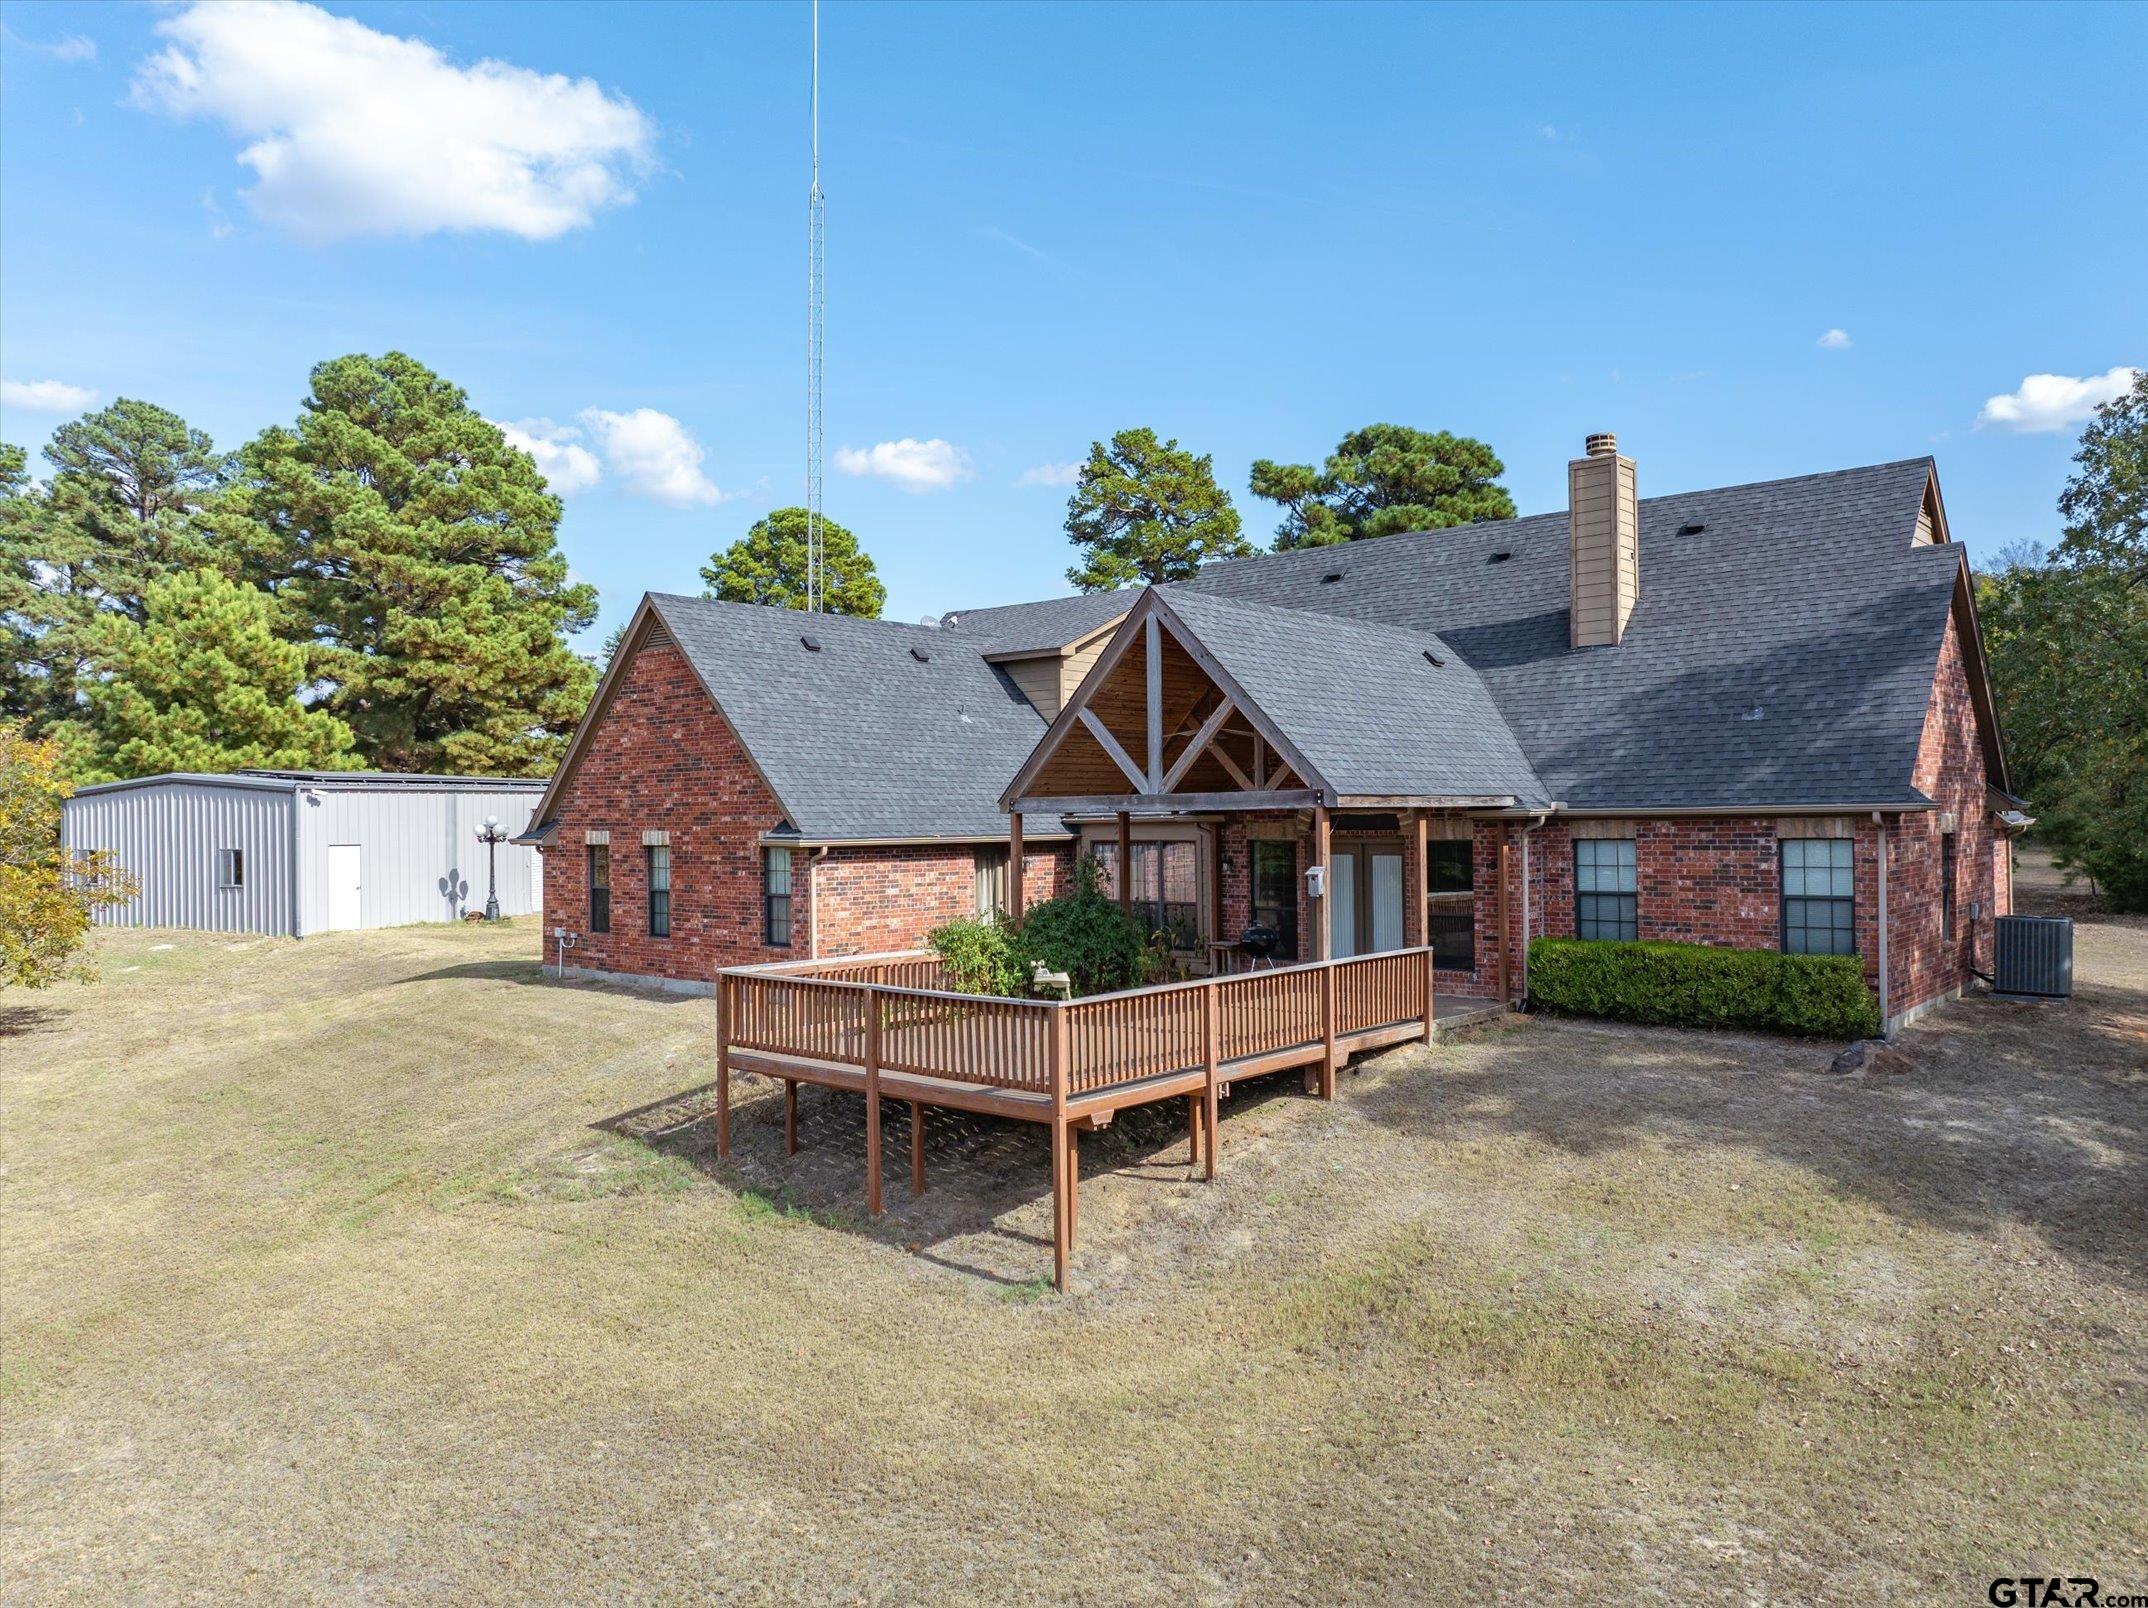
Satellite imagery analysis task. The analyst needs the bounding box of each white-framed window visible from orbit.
[1575,838,1637,941]
[973,845,1009,916]
[1781,838,1855,956]
[217,848,245,890]
[763,847,792,947]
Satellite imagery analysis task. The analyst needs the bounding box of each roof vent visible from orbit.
[800,633,822,652]
[1422,648,1444,668]
[1321,571,1344,584]
[909,646,931,663]
[1487,551,1512,564]
[1679,521,1706,536]
[1585,432,1619,458]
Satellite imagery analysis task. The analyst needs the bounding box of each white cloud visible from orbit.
[1818,328,1852,350]
[1,378,98,412]
[492,417,602,495]
[1977,366,2139,434]
[3,27,98,62]
[130,0,653,243]
[1016,461,1081,488]
[580,408,724,507]
[834,438,973,493]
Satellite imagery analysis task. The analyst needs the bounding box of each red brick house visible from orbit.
[523,438,2021,1034]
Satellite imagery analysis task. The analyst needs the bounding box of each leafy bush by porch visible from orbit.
[929,858,1147,998]
[1527,938,1880,1040]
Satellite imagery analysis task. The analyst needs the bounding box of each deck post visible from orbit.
[715,973,731,1159]
[1008,811,1025,924]
[1421,945,1437,1043]
[1048,1001,1070,1292]
[1116,809,1132,914]
[1067,1127,1079,1249]
[784,1079,798,1155]
[864,984,883,1216]
[910,1100,925,1197]
[1186,1094,1202,1168]
[1318,960,1337,1100]
[1201,980,1219,1181]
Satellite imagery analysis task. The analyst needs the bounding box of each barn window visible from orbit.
[588,844,611,933]
[1781,838,1854,956]
[1574,839,1637,942]
[764,847,793,947]
[217,848,244,890]
[646,845,671,938]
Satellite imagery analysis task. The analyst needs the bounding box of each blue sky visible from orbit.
[2,1,2142,645]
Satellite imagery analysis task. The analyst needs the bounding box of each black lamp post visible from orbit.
[476,814,508,921]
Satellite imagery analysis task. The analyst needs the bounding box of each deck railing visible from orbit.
[720,947,1434,1103]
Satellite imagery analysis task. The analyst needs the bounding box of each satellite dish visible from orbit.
[919,614,942,629]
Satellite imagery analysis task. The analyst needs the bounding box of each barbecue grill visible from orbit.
[1238,923,1280,970]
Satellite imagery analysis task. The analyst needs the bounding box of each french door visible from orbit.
[1329,841,1405,958]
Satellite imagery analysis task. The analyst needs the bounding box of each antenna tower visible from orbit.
[805,0,826,611]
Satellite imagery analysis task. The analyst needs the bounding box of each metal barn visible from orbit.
[61,771,546,937]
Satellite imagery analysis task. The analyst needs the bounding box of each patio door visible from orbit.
[1329,841,1404,959]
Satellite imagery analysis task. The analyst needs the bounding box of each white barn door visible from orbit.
[327,844,363,931]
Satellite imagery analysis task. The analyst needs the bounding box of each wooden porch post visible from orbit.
[1421,945,1437,1044]
[715,973,731,1159]
[784,1079,798,1155]
[1049,1001,1070,1292]
[1319,959,1337,1100]
[1312,804,1332,961]
[1067,1127,1079,1249]
[1116,809,1132,914]
[1495,833,1513,1006]
[1201,980,1219,1181]
[1411,810,1429,950]
[1008,811,1025,924]
[864,984,883,1216]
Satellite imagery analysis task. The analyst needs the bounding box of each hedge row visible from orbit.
[1527,937,1880,1040]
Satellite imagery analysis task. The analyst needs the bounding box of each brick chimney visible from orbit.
[1568,431,1638,647]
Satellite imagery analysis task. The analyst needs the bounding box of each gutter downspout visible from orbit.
[1518,810,1552,1007]
[806,845,832,960]
[1874,811,1891,1040]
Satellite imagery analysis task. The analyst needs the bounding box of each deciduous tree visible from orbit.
[0,721,135,988]
[1250,423,1515,549]
[1064,427,1248,592]
[701,507,885,617]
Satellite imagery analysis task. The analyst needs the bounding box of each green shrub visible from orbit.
[1527,937,1879,1040]
[926,912,1024,997]
[1010,856,1146,997]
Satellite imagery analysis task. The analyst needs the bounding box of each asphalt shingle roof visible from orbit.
[1173,458,1959,810]
[578,458,1961,838]
[648,595,1054,840]
[1156,590,1552,805]
[936,590,1134,655]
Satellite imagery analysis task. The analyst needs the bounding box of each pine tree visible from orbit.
[701,507,885,616]
[2,401,229,736]
[67,569,357,782]
[1251,423,1515,549]
[226,352,599,774]
[1064,428,1249,592]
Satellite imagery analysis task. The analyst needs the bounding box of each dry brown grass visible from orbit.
[4,862,2144,1602]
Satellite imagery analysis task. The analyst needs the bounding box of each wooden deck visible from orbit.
[715,946,1468,1289]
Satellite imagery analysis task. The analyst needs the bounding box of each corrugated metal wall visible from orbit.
[293,785,543,934]
[61,781,298,935]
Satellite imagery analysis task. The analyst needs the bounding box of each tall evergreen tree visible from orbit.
[2,401,230,737]
[1064,427,1249,592]
[226,352,598,774]
[701,507,885,616]
[66,569,357,783]
[1250,423,1515,549]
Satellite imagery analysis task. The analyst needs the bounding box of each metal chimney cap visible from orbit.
[1585,432,1619,457]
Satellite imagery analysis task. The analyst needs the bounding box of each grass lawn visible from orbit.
[3,863,2144,1601]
